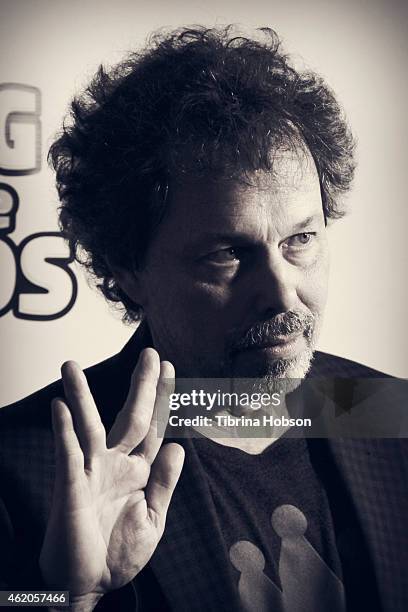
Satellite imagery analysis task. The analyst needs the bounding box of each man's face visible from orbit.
[134,146,329,380]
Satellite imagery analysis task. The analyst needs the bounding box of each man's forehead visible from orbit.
[167,146,322,225]
[252,144,318,184]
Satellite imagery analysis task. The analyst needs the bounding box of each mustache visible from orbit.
[227,310,315,354]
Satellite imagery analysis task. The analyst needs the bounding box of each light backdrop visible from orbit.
[1,0,407,406]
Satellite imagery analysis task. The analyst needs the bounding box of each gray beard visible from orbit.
[230,345,314,394]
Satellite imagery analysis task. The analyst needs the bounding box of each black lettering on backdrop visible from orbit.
[0,83,78,320]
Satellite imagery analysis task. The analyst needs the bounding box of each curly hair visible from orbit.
[49,25,356,322]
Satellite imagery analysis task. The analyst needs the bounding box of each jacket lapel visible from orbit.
[149,436,242,611]
[304,364,408,611]
[328,438,408,612]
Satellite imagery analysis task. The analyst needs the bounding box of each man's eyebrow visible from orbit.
[291,215,322,232]
[180,232,249,256]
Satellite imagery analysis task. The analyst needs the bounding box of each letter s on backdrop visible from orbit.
[16,232,77,320]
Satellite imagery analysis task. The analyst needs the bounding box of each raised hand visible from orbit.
[39,348,184,610]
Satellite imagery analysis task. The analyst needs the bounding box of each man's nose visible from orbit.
[251,254,298,318]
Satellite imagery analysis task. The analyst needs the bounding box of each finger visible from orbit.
[146,443,184,530]
[134,360,175,464]
[107,348,160,453]
[61,361,106,460]
[51,397,84,481]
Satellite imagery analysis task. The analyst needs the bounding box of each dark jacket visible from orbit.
[1,327,407,611]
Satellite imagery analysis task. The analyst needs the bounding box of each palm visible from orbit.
[60,452,154,593]
[40,349,184,602]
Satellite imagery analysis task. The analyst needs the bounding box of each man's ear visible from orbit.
[109,262,146,307]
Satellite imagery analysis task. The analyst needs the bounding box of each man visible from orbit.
[0,26,407,612]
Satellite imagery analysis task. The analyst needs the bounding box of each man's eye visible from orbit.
[284,232,316,248]
[204,247,240,264]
